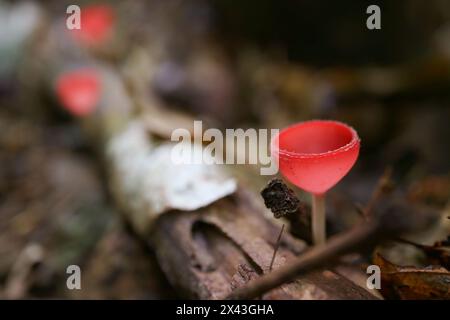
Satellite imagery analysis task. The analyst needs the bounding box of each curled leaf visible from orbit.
[374,253,450,300]
[399,237,450,269]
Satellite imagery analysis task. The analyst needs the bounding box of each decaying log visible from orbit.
[151,190,378,299]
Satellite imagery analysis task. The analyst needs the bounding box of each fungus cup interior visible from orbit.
[272,120,360,195]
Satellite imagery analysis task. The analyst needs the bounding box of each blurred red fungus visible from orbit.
[56,69,101,117]
[70,4,115,47]
[271,120,360,244]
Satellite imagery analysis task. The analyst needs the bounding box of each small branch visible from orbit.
[226,197,435,300]
[269,224,285,272]
[353,168,394,221]
[226,221,379,300]
[4,243,44,299]
[364,167,394,218]
[353,202,366,218]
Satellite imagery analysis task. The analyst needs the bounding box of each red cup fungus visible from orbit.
[56,68,101,117]
[272,120,360,244]
[69,4,115,47]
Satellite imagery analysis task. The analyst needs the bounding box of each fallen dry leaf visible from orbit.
[397,237,450,269]
[374,253,450,300]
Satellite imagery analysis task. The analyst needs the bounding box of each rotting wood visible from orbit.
[151,190,378,299]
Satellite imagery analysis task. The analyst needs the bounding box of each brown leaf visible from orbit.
[398,237,450,269]
[425,238,450,269]
[374,253,450,300]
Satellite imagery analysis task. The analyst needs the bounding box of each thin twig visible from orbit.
[226,197,433,300]
[269,224,285,272]
[353,202,366,218]
[395,237,425,248]
[226,221,379,300]
[363,167,394,218]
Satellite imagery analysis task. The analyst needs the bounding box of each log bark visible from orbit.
[151,190,377,299]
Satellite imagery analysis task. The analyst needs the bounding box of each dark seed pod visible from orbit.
[260,178,302,219]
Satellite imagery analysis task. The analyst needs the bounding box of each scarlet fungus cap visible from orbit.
[56,68,101,117]
[272,120,360,195]
[69,4,115,47]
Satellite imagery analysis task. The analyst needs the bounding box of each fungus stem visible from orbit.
[312,193,326,245]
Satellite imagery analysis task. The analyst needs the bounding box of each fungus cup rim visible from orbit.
[272,120,360,160]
